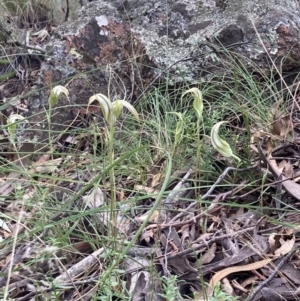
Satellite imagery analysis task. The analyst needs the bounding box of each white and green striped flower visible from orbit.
[211,121,240,162]
[88,93,139,126]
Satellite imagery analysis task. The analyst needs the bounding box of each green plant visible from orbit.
[173,87,241,182]
[211,282,239,301]
[159,275,182,301]
[47,85,69,155]
[1,22,295,299]
[167,112,184,157]
[210,121,241,162]
[181,87,204,196]
[6,113,28,168]
[7,114,27,148]
[88,93,139,242]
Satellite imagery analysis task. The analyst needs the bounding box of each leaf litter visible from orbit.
[2,128,300,300]
[1,144,300,301]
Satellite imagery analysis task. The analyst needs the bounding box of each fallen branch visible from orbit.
[54,247,104,284]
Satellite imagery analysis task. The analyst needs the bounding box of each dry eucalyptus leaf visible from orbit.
[221,278,234,296]
[134,185,159,195]
[135,210,160,223]
[274,235,295,258]
[198,243,216,265]
[151,173,164,187]
[0,218,11,233]
[284,161,294,178]
[240,276,259,289]
[268,233,278,254]
[258,144,300,201]
[208,258,272,296]
[30,158,62,174]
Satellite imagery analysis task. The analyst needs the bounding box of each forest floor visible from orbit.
[1,2,300,301]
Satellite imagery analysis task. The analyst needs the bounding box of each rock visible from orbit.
[8,0,300,150]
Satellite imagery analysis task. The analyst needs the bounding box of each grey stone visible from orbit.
[8,0,300,150]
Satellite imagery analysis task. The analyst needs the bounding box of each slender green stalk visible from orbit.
[47,107,54,156]
[108,123,117,244]
[168,112,184,158]
[181,88,204,197]
[47,85,69,155]
[88,93,139,243]
[3,210,24,301]
[195,119,202,197]
[100,151,172,287]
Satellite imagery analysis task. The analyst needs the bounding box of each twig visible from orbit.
[9,39,47,54]
[164,225,256,260]
[0,245,25,288]
[54,247,104,284]
[134,55,197,104]
[0,209,24,293]
[170,165,258,222]
[247,248,297,301]
[162,168,193,208]
[209,169,300,201]
[169,167,234,222]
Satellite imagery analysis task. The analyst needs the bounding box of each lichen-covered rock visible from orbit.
[15,0,300,150]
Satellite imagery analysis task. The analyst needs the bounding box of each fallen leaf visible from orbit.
[0,218,11,233]
[274,235,295,258]
[136,210,160,223]
[199,243,216,265]
[141,229,154,245]
[284,161,294,178]
[258,143,300,201]
[240,276,258,289]
[280,115,294,138]
[268,233,281,254]
[272,119,281,136]
[208,258,272,296]
[151,173,164,187]
[221,278,234,296]
[32,28,50,41]
[134,185,159,195]
[30,158,62,174]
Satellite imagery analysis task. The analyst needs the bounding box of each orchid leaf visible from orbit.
[167,112,184,147]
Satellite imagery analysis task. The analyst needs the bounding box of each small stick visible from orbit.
[170,165,258,223]
[247,248,297,301]
[165,225,256,260]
